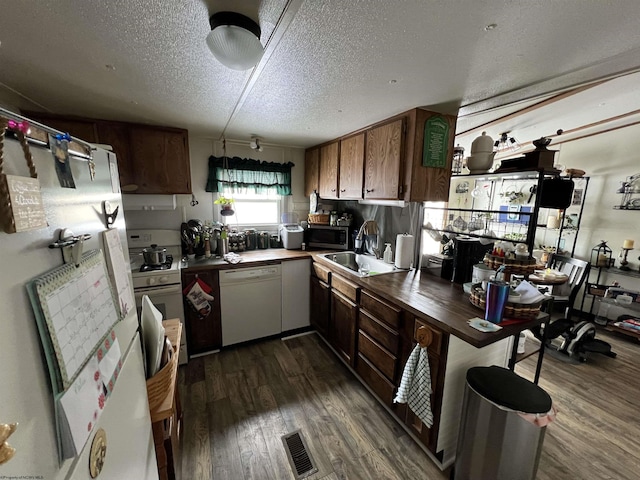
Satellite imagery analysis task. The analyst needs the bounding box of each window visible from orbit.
[422,201,447,255]
[219,191,282,226]
[206,155,293,227]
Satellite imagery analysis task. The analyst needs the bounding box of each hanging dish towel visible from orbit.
[394,344,433,428]
[182,277,214,319]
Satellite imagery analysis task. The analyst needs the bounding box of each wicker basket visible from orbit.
[469,285,542,320]
[308,213,330,225]
[483,254,541,276]
[146,344,177,413]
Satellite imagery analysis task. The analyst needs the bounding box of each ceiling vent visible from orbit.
[206,11,264,71]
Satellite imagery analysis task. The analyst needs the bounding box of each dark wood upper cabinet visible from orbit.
[96,122,135,191]
[304,147,320,197]
[339,133,365,199]
[25,113,99,143]
[364,118,404,200]
[23,112,192,194]
[129,126,191,194]
[303,108,456,203]
[318,141,340,199]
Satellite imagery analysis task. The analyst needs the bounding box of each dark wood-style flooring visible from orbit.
[178,330,640,480]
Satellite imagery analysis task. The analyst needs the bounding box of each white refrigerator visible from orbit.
[0,111,157,479]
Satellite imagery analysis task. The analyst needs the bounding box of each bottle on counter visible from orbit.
[383,243,393,263]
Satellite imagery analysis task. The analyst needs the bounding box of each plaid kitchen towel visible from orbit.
[394,344,433,427]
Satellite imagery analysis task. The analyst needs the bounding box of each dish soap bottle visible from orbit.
[383,243,393,263]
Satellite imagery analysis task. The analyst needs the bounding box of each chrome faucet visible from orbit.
[356,220,380,257]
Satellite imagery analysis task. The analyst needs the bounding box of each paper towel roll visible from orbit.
[395,233,414,269]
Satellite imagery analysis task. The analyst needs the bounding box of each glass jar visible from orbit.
[244,229,257,250]
[258,231,269,249]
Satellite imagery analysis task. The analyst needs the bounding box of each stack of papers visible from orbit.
[515,280,546,304]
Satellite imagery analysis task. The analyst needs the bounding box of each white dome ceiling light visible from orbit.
[206,11,264,71]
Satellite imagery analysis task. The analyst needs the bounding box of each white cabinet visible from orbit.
[281,259,311,331]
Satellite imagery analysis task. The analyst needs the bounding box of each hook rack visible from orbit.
[48,228,91,267]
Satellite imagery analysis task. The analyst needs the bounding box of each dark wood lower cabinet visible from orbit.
[329,289,357,366]
[181,270,222,355]
[310,262,450,456]
[404,354,441,450]
[355,353,396,406]
[310,276,330,338]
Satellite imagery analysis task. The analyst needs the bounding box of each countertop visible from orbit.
[181,248,314,271]
[181,248,546,349]
[311,253,547,349]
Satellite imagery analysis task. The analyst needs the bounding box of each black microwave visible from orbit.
[306,225,351,250]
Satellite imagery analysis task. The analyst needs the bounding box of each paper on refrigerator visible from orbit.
[102,228,134,318]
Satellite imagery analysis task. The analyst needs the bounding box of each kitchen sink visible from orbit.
[320,252,405,276]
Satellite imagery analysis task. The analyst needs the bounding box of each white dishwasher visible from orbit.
[219,264,282,346]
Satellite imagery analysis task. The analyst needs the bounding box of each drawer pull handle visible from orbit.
[416,325,433,349]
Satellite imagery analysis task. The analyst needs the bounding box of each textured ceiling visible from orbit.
[1,0,640,149]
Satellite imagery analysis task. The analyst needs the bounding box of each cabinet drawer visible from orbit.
[358,331,396,382]
[360,290,402,329]
[355,353,395,406]
[331,273,359,302]
[312,262,331,283]
[413,318,443,356]
[359,309,399,354]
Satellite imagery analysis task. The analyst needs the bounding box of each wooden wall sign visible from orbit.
[422,116,450,168]
[0,117,48,233]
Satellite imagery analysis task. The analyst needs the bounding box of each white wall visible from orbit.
[122,137,307,231]
[555,125,640,264]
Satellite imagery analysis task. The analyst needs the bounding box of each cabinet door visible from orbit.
[339,133,364,199]
[182,270,221,354]
[96,122,137,191]
[329,289,357,366]
[319,141,340,199]
[25,113,99,143]
[404,354,440,451]
[304,148,320,197]
[129,126,192,194]
[310,276,330,339]
[364,118,404,200]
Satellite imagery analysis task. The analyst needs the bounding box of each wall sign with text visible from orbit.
[422,116,450,168]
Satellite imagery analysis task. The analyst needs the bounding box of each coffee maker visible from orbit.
[452,237,494,284]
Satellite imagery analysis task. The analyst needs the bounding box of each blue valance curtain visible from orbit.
[205,156,294,195]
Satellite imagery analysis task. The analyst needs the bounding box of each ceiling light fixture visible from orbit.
[494,132,521,152]
[206,11,264,71]
[249,136,263,152]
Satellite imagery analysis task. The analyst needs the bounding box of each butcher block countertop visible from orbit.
[182,249,546,349]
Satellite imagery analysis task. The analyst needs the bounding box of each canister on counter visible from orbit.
[244,229,257,250]
[270,234,281,248]
[258,231,269,249]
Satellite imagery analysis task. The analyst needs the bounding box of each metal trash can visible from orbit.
[454,366,553,480]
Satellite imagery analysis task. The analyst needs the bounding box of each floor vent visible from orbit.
[281,430,318,479]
